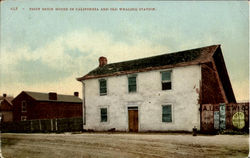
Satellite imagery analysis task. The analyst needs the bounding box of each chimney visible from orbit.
[99,56,107,67]
[3,94,6,98]
[49,92,57,100]
[74,92,79,97]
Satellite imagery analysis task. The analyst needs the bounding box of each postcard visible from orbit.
[0,1,249,157]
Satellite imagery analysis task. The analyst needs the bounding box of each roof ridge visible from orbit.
[24,91,78,97]
[105,44,219,66]
[19,91,82,103]
[77,44,220,81]
[2,98,13,106]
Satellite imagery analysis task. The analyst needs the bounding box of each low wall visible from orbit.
[0,117,83,133]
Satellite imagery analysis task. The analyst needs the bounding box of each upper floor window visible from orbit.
[99,79,107,95]
[128,75,137,93]
[161,70,172,90]
[100,108,108,122]
[22,101,27,112]
[162,105,172,123]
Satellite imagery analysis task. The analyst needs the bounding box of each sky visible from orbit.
[0,1,249,102]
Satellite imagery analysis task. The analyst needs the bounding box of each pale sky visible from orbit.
[0,1,249,102]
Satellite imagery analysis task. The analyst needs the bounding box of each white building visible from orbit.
[77,45,236,132]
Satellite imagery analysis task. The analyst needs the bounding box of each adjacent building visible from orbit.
[77,45,236,132]
[12,91,82,121]
[0,94,14,122]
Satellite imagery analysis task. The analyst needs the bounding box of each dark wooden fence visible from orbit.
[0,117,83,133]
[201,103,249,133]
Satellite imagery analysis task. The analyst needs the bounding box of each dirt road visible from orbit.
[1,133,249,158]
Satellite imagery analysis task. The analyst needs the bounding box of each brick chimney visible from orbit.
[99,56,107,67]
[74,92,79,97]
[49,92,57,100]
[3,94,6,98]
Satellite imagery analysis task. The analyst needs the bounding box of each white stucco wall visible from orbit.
[82,65,201,132]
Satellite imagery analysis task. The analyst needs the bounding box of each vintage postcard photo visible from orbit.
[0,0,249,157]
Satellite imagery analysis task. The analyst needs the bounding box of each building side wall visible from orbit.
[0,100,12,111]
[13,93,34,122]
[29,102,82,120]
[84,65,201,132]
[201,62,226,104]
[0,100,13,122]
[0,111,13,122]
[213,49,236,103]
[13,93,82,121]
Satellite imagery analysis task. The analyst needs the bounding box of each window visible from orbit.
[162,105,172,122]
[99,79,107,95]
[22,101,27,112]
[161,71,172,90]
[128,75,137,92]
[21,116,27,121]
[100,108,107,122]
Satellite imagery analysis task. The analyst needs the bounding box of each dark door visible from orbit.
[128,109,138,132]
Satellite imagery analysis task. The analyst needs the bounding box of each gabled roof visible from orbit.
[77,45,219,81]
[0,96,14,111]
[16,91,82,103]
[0,96,14,106]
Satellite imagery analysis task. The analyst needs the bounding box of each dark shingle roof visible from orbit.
[0,96,14,105]
[24,91,82,103]
[77,45,219,80]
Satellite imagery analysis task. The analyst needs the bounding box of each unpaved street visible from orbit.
[1,133,249,158]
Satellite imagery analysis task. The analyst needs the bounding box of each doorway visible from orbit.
[128,107,138,132]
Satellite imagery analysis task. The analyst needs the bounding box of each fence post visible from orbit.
[39,120,42,131]
[30,120,33,132]
[55,119,58,131]
[51,119,53,131]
